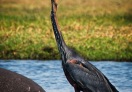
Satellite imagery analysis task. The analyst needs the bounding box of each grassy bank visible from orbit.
[0,0,132,61]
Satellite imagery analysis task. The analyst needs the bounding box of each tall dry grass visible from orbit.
[0,0,132,60]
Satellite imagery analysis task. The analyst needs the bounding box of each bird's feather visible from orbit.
[65,60,114,92]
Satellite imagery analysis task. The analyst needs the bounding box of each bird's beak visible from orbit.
[51,0,58,13]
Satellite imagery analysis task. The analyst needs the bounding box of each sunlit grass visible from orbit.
[0,0,132,61]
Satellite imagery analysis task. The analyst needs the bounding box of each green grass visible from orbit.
[0,0,132,61]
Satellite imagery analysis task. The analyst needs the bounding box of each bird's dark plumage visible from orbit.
[66,59,118,92]
[51,0,119,92]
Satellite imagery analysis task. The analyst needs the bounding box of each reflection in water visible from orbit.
[0,60,132,92]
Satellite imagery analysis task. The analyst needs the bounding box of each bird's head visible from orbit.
[51,0,58,13]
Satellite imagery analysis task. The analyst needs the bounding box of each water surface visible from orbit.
[0,60,132,92]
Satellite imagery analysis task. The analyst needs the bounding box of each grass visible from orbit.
[0,0,132,61]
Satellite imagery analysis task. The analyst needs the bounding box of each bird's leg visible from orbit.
[74,87,80,92]
[74,84,80,92]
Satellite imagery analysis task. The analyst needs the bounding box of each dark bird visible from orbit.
[0,68,45,92]
[51,0,119,92]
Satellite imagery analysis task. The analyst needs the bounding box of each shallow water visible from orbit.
[0,60,132,92]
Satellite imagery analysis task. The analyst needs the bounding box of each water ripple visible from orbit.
[0,60,132,92]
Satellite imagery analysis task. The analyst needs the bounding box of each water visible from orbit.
[0,60,132,92]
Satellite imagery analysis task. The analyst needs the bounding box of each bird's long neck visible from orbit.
[51,0,67,62]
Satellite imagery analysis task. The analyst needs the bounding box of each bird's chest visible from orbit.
[62,66,78,88]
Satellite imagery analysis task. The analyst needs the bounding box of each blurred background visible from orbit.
[0,0,132,61]
[0,1,132,92]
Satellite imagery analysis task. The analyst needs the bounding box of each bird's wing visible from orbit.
[65,59,112,92]
[80,60,118,92]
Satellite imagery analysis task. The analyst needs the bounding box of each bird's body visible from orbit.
[51,0,119,92]
[61,46,118,92]
[0,68,45,92]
